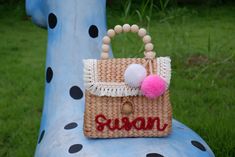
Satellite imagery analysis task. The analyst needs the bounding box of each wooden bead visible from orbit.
[123,24,131,32]
[143,35,151,44]
[107,29,115,38]
[102,44,110,52]
[114,25,123,33]
[138,28,147,37]
[102,36,111,44]
[131,24,139,32]
[145,51,156,59]
[101,52,109,59]
[145,43,154,51]
[122,101,134,115]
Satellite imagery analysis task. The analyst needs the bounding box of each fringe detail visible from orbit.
[157,57,171,88]
[83,57,171,97]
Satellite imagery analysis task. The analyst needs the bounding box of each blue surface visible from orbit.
[26,0,215,156]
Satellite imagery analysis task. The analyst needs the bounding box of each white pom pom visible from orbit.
[124,64,147,88]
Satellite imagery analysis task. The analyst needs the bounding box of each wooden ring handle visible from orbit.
[101,24,155,59]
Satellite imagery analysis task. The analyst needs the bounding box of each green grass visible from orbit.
[0,4,235,157]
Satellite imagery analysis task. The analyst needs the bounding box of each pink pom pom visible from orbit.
[140,75,167,99]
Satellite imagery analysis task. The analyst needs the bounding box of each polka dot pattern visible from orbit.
[68,144,83,154]
[48,13,57,29]
[38,130,45,144]
[46,67,53,83]
[70,86,83,100]
[64,122,78,130]
[146,153,164,157]
[191,140,206,151]
[89,25,99,38]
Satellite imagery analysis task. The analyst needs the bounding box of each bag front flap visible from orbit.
[83,57,171,97]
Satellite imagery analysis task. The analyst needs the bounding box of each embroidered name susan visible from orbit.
[95,114,168,131]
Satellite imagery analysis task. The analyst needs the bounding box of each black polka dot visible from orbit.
[48,13,57,29]
[191,140,206,151]
[64,122,78,130]
[70,86,83,100]
[68,144,83,154]
[46,67,53,83]
[38,130,45,144]
[146,153,164,157]
[89,25,99,38]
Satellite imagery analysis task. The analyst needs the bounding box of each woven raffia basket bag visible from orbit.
[83,24,172,138]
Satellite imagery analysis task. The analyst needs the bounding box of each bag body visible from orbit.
[83,24,172,138]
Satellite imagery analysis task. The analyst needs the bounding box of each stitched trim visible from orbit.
[83,57,171,97]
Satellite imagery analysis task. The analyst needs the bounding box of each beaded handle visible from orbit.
[101,24,156,60]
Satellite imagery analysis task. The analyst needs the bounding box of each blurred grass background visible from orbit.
[0,0,235,157]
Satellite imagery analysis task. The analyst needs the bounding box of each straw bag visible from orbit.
[83,24,172,138]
